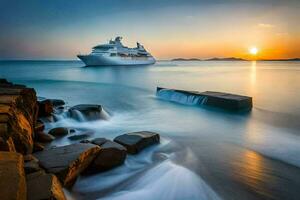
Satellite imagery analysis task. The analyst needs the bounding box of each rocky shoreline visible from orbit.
[0,79,160,200]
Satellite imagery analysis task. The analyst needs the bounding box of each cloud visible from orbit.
[258,23,275,28]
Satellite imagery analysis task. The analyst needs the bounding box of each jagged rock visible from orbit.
[48,127,69,137]
[35,131,55,143]
[114,131,160,154]
[34,143,100,187]
[68,104,109,121]
[38,99,53,117]
[0,136,16,152]
[85,138,127,172]
[33,142,44,152]
[26,171,66,200]
[0,152,27,200]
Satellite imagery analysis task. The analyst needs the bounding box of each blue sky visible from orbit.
[1,0,299,59]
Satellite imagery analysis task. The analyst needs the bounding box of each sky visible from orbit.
[0,0,299,60]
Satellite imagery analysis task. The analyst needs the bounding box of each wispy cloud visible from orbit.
[258,23,275,28]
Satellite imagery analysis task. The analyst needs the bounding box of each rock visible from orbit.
[34,120,44,132]
[156,87,253,111]
[0,82,38,154]
[26,171,66,200]
[34,143,100,187]
[85,138,127,172]
[38,99,53,117]
[23,154,38,162]
[33,142,44,152]
[68,104,109,121]
[0,152,27,200]
[114,131,160,154]
[35,131,55,143]
[0,136,16,152]
[48,99,65,107]
[48,127,69,137]
[68,134,90,141]
[24,159,42,174]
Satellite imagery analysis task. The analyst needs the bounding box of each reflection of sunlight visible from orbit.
[250,61,256,86]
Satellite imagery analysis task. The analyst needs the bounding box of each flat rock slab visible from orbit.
[84,138,127,172]
[27,171,66,200]
[0,152,26,200]
[34,143,100,187]
[114,131,160,154]
[156,87,252,111]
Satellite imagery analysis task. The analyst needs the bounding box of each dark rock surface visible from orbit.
[26,171,66,200]
[34,120,45,132]
[48,99,65,107]
[68,104,109,121]
[48,127,70,137]
[38,99,53,117]
[0,136,16,152]
[35,131,55,143]
[0,152,27,200]
[85,138,127,172]
[114,131,160,154]
[33,142,45,152]
[24,159,42,174]
[34,143,100,187]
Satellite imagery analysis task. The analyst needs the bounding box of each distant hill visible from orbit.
[259,58,300,61]
[172,58,202,61]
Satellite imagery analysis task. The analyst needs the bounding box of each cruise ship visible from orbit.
[77,37,156,66]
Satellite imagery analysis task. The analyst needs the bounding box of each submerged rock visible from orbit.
[114,131,160,154]
[85,138,127,172]
[68,104,109,121]
[0,152,27,200]
[156,87,253,111]
[26,171,66,200]
[34,143,100,187]
[48,127,70,137]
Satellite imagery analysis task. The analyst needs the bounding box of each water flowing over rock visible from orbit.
[0,79,38,154]
[26,171,66,200]
[34,143,100,187]
[114,131,160,154]
[156,87,252,111]
[68,104,110,121]
[84,138,127,172]
[0,152,27,200]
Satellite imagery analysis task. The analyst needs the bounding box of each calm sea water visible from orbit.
[1,60,300,200]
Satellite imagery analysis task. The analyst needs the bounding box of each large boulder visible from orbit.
[0,136,16,152]
[26,171,66,200]
[68,104,109,121]
[35,131,55,143]
[34,143,100,187]
[84,138,127,172]
[0,80,38,154]
[0,152,27,200]
[114,131,160,154]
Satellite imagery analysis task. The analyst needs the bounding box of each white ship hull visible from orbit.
[78,54,156,66]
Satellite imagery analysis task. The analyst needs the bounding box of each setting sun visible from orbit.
[249,47,258,55]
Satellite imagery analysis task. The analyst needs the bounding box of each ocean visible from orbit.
[1,60,300,200]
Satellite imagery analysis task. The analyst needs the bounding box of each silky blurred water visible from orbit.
[1,60,300,200]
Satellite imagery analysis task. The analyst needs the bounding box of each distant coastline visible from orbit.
[171,57,300,62]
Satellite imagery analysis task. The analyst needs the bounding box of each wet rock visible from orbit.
[48,99,65,107]
[114,131,160,154]
[33,142,45,152]
[85,138,127,172]
[38,99,53,117]
[0,152,27,200]
[26,171,66,200]
[48,127,69,137]
[24,159,42,174]
[0,136,16,152]
[23,154,38,162]
[68,104,109,121]
[34,120,45,132]
[35,131,55,143]
[68,133,90,141]
[34,143,100,187]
